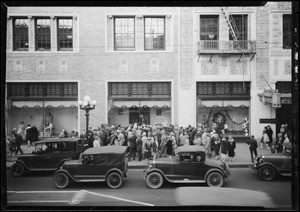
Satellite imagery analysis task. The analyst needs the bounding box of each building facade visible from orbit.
[5,2,292,138]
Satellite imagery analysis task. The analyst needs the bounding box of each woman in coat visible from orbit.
[227,135,236,162]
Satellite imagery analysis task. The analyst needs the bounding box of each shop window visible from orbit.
[57,18,73,50]
[13,18,29,51]
[200,15,219,50]
[144,17,165,50]
[35,18,51,51]
[276,81,291,93]
[114,17,135,51]
[229,15,248,50]
[156,109,162,116]
[283,14,292,49]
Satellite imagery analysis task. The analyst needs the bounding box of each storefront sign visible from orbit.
[259,119,277,124]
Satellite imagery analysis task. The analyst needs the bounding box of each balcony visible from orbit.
[197,40,256,55]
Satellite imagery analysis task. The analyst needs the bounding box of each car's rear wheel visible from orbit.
[106,172,123,189]
[10,162,26,177]
[54,172,70,189]
[259,165,276,181]
[206,172,224,187]
[146,172,164,189]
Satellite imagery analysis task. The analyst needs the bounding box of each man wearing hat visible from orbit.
[220,137,228,162]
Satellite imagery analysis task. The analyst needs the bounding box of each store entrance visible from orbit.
[129,107,150,125]
[276,104,293,134]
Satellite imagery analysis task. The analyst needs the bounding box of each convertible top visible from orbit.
[35,138,81,144]
[175,146,205,153]
[82,146,127,155]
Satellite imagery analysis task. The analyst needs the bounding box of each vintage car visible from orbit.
[249,150,292,181]
[52,146,128,189]
[143,146,230,188]
[10,138,84,177]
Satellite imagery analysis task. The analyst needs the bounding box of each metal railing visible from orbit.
[197,40,256,53]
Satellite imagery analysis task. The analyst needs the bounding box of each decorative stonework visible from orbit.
[270,49,291,57]
[230,61,248,75]
[14,59,23,74]
[179,9,193,89]
[119,59,128,73]
[267,2,292,10]
[150,58,159,73]
[201,61,218,75]
[284,60,291,74]
[59,59,68,74]
[36,59,46,74]
[271,14,280,48]
[256,8,270,90]
[274,60,278,75]
[7,19,13,50]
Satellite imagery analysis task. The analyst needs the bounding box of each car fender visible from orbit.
[52,169,78,182]
[11,160,30,171]
[106,168,124,180]
[204,168,225,181]
[144,168,170,182]
[57,158,72,169]
[257,162,278,174]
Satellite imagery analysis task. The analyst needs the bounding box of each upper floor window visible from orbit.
[13,18,29,51]
[283,14,292,49]
[35,18,51,51]
[114,17,135,51]
[57,18,73,50]
[200,15,219,50]
[144,17,165,50]
[229,15,248,49]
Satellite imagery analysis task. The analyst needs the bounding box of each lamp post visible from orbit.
[79,96,96,143]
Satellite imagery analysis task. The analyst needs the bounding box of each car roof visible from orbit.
[176,146,205,153]
[35,138,81,144]
[82,146,127,155]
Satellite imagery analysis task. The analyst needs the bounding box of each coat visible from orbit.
[227,141,236,157]
[136,137,143,151]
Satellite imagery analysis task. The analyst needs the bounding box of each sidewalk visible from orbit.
[6,142,271,170]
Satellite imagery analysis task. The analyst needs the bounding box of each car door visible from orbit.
[193,152,206,180]
[171,152,196,181]
[283,152,292,174]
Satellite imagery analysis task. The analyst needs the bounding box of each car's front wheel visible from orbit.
[206,171,224,187]
[259,165,276,181]
[10,162,26,177]
[146,172,164,189]
[54,172,70,189]
[106,172,123,189]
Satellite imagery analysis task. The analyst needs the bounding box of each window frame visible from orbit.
[113,17,135,51]
[35,17,51,51]
[57,17,73,51]
[13,17,29,51]
[282,14,292,49]
[144,16,166,51]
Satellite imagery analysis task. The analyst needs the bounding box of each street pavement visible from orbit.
[6,140,271,169]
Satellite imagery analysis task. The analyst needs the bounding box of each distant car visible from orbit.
[52,146,128,189]
[10,138,84,177]
[143,146,230,188]
[249,150,292,181]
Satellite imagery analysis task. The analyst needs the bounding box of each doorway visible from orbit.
[129,107,150,125]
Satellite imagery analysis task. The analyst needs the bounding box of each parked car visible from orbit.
[52,146,128,189]
[10,138,84,177]
[249,150,292,181]
[143,146,230,188]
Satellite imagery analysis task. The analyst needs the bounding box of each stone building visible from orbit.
[5,2,292,138]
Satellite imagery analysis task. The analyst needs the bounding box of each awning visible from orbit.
[257,90,292,106]
[11,100,78,108]
[200,100,249,107]
[112,100,171,108]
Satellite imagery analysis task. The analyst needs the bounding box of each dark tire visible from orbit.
[146,172,164,189]
[106,172,123,189]
[259,165,276,181]
[206,172,224,187]
[54,172,70,189]
[10,162,26,177]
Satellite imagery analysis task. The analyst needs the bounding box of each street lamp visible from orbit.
[79,96,97,143]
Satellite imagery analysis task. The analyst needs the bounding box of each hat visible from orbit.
[147,137,151,140]
[142,132,146,136]
[222,138,226,141]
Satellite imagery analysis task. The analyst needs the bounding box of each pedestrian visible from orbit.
[260,127,270,150]
[203,132,212,158]
[282,133,291,153]
[128,131,137,161]
[166,135,173,159]
[247,135,258,162]
[136,135,143,161]
[266,125,273,149]
[144,138,151,164]
[141,132,148,159]
[227,135,236,162]
[214,134,221,160]
[14,132,24,155]
[93,135,101,147]
[25,124,32,147]
[159,131,167,157]
[220,137,228,162]
[151,135,159,160]
[31,125,39,144]
[275,133,284,153]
